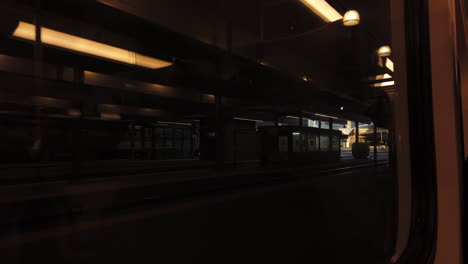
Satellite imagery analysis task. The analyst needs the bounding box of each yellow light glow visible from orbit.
[101,112,121,120]
[12,22,173,69]
[343,10,360,26]
[376,73,392,80]
[158,121,192,126]
[378,46,392,57]
[372,81,395,87]
[234,117,264,123]
[315,113,339,119]
[286,115,312,120]
[299,0,343,23]
[68,109,81,117]
[386,58,394,72]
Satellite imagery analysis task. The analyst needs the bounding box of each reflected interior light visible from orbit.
[299,0,343,23]
[68,109,81,117]
[293,132,301,136]
[158,121,192,126]
[315,113,339,119]
[386,58,395,72]
[12,22,173,69]
[286,115,312,120]
[343,10,360,26]
[376,73,393,80]
[372,81,395,87]
[101,112,121,120]
[234,117,264,123]
[378,46,392,57]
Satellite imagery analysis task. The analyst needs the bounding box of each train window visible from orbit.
[292,132,301,152]
[320,135,330,152]
[1,0,451,263]
[332,135,340,152]
[278,136,289,152]
[307,133,318,152]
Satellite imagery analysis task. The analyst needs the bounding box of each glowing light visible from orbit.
[372,81,395,87]
[299,0,343,23]
[101,113,121,120]
[315,113,339,119]
[376,73,393,80]
[293,132,301,136]
[12,22,173,69]
[386,58,394,72]
[68,109,81,117]
[343,10,360,26]
[158,121,192,126]
[234,117,264,123]
[378,46,392,57]
[286,116,312,120]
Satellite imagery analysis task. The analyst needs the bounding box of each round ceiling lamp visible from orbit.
[378,46,392,57]
[343,10,360,26]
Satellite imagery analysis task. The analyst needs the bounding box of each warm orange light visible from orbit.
[68,109,81,117]
[100,112,121,120]
[12,21,173,69]
[372,81,395,87]
[375,73,392,80]
[299,0,343,23]
[378,46,392,57]
[158,121,192,126]
[343,10,360,26]
[386,58,395,72]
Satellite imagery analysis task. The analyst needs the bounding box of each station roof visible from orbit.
[0,0,393,124]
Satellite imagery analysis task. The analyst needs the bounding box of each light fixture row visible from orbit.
[12,21,173,70]
[299,0,360,26]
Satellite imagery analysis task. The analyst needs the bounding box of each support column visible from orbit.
[318,120,322,151]
[151,127,156,160]
[72,68,83,179]
[130,122,135,160]
[215,96,224,170]
[373,122,378,164]
[329,118,333,151]
[355,121,360,143]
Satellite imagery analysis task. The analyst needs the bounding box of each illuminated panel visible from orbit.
[315,113,339,119]
[386,58,395,72]
[299,0,343,22]
[158,121,192,126]
[234,117,264,123]
[371,81,395,87]
[286,115,312,120]
[12,22,173,69]
[100,112,121,120]
[376,73,393,80]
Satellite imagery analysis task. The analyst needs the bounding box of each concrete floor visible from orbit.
[4,166,396,264]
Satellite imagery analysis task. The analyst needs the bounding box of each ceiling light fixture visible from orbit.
[234,117,264,123]
[386,58,395,72]
[375,73,393,80]
[158,121,192,126]
[343,10,360,26]
[378,46,392,57]
[371,81,395,87]
[299,0,343,23]
[12,21,173,69]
